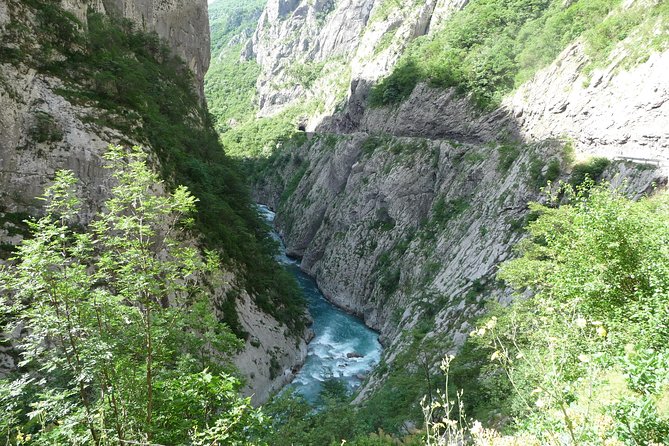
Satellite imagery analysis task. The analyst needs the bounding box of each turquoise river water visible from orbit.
[258,205,383,404]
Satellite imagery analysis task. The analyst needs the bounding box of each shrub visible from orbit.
[369,60,422,107]
[569,156,610,186]
[527,156,561,189]
[496,144,521,173]
[30,111,63,143]
[432,197,469,228]
[461,182,669,442]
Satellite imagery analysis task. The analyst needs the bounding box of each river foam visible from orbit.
[258,205,382,404]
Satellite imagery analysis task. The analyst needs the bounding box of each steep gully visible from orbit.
[257,205,382,404]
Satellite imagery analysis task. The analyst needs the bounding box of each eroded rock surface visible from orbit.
[248,0,669,399]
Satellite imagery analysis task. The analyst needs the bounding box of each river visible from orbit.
[257,205,383,404]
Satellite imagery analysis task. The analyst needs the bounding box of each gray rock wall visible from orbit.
[249,0,472,127]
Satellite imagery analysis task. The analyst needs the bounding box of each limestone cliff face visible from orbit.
[247,0,669,398]
[248,0,470,125]
[247,0,374,116]
[0,0,210,216]
[0,0,306,404]
[255,134,663,399]
[61,0,210,96]
[352,44,669,164]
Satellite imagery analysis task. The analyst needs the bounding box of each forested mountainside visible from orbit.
[205,0,669,444]
[0,0,313,433]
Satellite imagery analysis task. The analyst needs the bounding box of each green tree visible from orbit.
[0,145,265,445]
[468,181,669,444]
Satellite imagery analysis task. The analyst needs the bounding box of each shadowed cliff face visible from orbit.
[0,0,211,218]
[61,0,211,96]
[0,0,211,217]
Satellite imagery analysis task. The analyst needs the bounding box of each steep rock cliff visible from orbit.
[247,0,472,126]
[62,0,210,96]
[0,0,307,404]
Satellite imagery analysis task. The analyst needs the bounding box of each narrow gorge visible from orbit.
[258,204,382,404]
[1,0,668,443]
[206,0,669,441]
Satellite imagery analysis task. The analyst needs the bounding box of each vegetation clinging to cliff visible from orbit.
[370,0,669,109]
[255,182,669,445]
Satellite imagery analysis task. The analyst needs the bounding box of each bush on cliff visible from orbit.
[370,0,669,109]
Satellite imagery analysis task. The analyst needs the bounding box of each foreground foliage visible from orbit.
[451,182,669,444]
[0,146,265,445]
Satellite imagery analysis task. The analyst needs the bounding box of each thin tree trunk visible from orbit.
[145,302,153,441]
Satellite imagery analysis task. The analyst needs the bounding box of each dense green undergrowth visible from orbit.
[370,0,669,109]
[206,45,261,135]
[205,0,265,135]
[1,0,305,333]
[220,104,313,159]
[208,0,266,55]
[0,147,265,445]
[204,0,336,161]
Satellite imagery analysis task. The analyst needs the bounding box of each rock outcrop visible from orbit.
[248,0,375,116]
